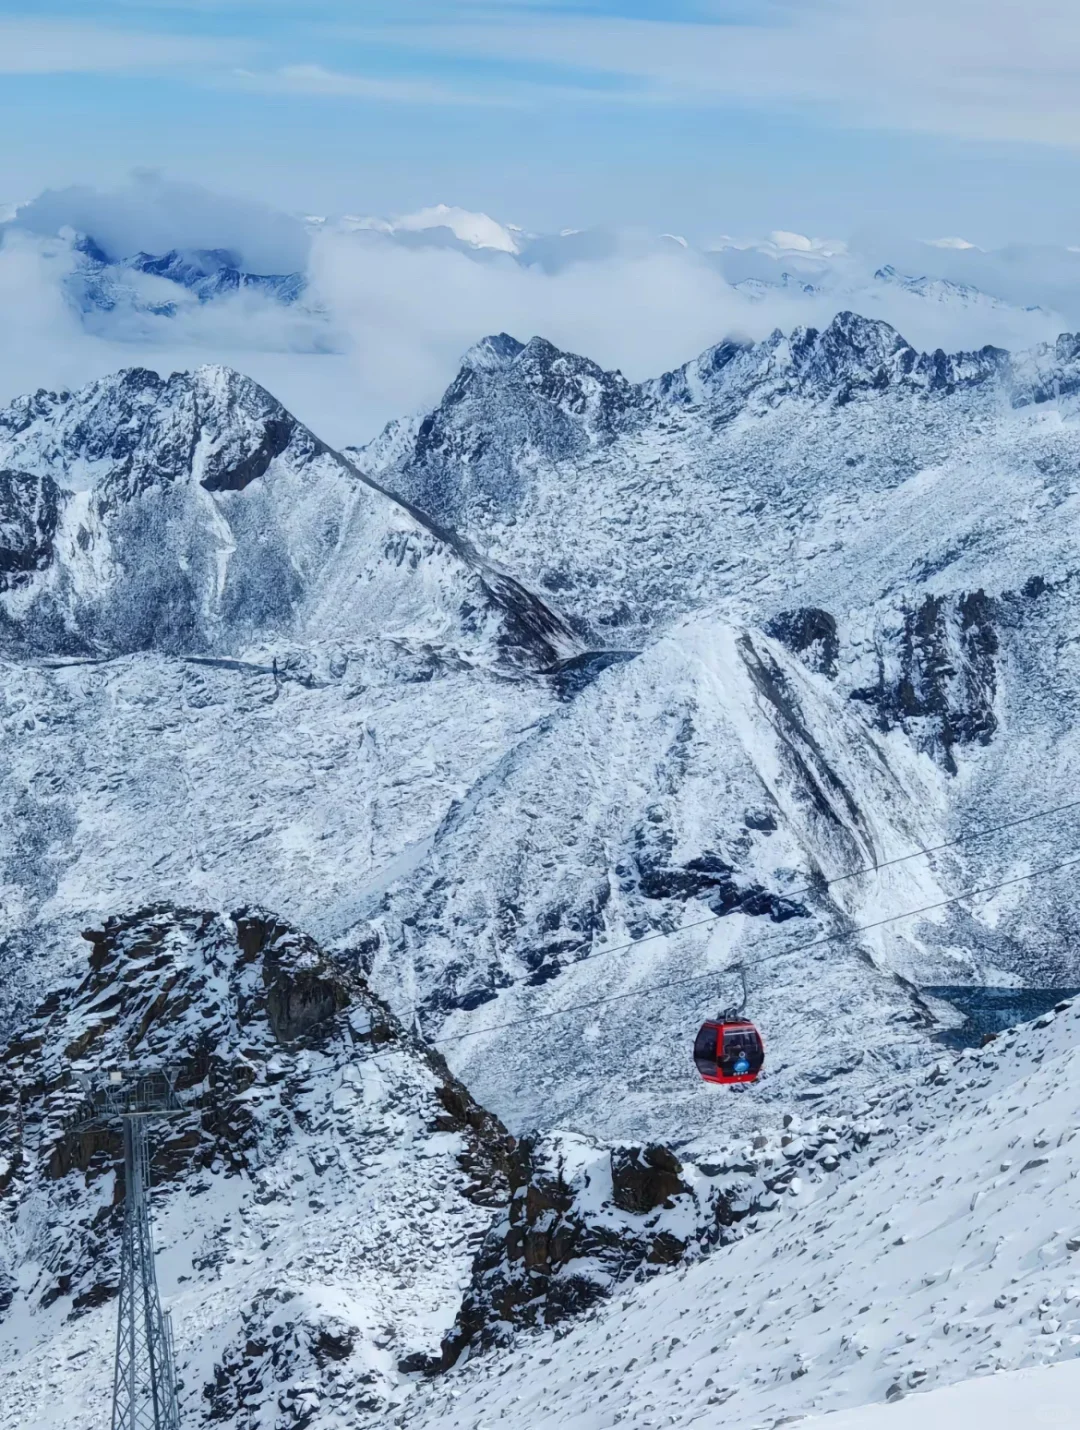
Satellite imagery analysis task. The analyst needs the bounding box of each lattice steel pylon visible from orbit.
[73,1069,187,1430]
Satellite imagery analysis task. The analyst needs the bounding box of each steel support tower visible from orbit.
[74,1070,186,1430]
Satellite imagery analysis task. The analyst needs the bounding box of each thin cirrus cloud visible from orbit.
[0,17,240,73]
[355,0,1080,146]
[231,63,515,106]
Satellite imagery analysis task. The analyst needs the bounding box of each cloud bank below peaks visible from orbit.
[2,178,1080,446]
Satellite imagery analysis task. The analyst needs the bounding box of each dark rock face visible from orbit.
[434,1133,766,1368]
[609,1145,689,1214]
[431,1106,901,1369]
[850,591,998,774]
[0,469,62,592]
[766,607,839,677]
[634,844,805,922]
[233,910,353,1043]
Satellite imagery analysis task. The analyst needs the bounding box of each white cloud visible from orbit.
[0,18,236,73]
[11,173,310,273]
[362,1,1080,147]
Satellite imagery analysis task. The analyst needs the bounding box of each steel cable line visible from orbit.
[411,849,1080,1047]
[412,793,1080,1000]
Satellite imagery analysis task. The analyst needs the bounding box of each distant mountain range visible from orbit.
[64,233,307,319]
[4,197,1076,351]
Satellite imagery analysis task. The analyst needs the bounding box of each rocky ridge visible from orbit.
[0,364,578,666]
[0,905,514,1430]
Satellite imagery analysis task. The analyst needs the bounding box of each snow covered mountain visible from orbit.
[6,317,1080,1136]
[7,308,1080,1427]
[0,902,862,1430]
[338,314,1080,1140]
[0,363,576,664]
[65,235,307,320]
[331,205,523,256]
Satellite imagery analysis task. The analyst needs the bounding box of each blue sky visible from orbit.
[3,0,1080,242]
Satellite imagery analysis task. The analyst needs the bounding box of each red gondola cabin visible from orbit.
[694,1019,765,1085]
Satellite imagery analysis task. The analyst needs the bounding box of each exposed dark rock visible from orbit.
[399,334,641,528]
[766,607,839,677]
[0,469,62,592]
[233,910,353,1044]
[433,1131,772,1369]
[849,591,998,773]
[610,1145,689,1214]
[632,823,806,924]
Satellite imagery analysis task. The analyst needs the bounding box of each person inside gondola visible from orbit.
[722,1028,761,1079]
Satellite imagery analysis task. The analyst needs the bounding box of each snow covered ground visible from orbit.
[6,313,1080,1430]
[819,1360,1080,1430]
[403,996,1080,1428]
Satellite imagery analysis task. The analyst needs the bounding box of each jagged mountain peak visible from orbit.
[0,361,302,501]
[62,233,308,318]
[791,307,910,368]
[405,331,638,527]
[460,331,525,372]
[0,362,579,665]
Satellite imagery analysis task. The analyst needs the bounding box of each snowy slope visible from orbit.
[334,318,1080,1140]
[366,614,960,1144]
[0,645,558,1036]
[8,320,1080,1149]
[404,995,1080,1429]
[6,313,1080,1430]
[819,1361,1080,1430]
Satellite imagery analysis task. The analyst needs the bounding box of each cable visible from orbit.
[402,793,1080,1013]
[416,850,1080,1046]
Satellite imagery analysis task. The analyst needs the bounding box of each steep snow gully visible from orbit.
[6,311,1080,1426]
